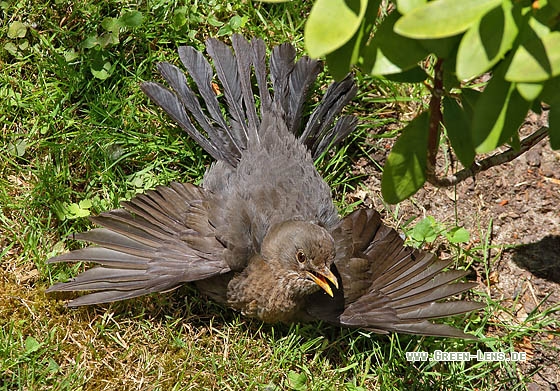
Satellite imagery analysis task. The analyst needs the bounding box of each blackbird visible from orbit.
[47,35,483,338]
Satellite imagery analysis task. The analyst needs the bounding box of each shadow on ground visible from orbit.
[511,235,560,283]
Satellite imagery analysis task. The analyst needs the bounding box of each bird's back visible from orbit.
[203,108,339,271]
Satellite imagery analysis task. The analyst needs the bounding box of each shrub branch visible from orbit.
[426,125,549,187]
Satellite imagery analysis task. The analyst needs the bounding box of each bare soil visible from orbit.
[351,110,560,390]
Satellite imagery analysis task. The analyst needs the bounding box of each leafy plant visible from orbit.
[82,10,144,80]
[4,20,30,57]
[55,199,93,220]
[262,0,559,203]
[405,215,470,248]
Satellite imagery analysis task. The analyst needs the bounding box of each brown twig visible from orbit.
[426,125,549,187]
[425,59,444,182]
[422,59,550,188]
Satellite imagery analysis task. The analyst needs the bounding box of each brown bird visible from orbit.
[47,35,483,338]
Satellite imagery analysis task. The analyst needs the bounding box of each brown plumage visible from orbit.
[47,35,483,338]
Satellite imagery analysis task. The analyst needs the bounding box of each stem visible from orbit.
[425,59,444,182]
[426,126,549,187]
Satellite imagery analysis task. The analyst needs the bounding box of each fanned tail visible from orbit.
[140,34,357,166]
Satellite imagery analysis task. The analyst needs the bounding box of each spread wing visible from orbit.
[47,182,230,306]
[306,209,482,338]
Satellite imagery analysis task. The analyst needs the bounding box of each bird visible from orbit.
[46,34,483,338]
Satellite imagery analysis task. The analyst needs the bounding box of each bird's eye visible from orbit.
[296,250,306,263]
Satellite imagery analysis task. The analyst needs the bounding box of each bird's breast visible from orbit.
[226,257,307,323]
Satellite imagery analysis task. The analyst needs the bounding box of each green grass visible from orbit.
[1,1,558,390]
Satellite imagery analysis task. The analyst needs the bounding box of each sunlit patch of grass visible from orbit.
[3,0,555,390]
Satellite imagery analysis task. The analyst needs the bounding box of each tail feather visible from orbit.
[71,229,156,255]
[250,38,272,115]
[231,35,260,136]
[287,56,323,136]
[270,42,296,118]
[378,257,452,295]
[177,45,230,133]
[314,115,359,159]
[140,34,357,167]
[300,75,357,158]
[205,38,249,149]
[49,268,151,291]
[156,62,235,160]
[387,270,470,299]
[140,80,223,161]
[390,282,477,309]
[59,284,183,307]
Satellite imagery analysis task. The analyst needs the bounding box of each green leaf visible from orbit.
[91,61,112,80]
[79,199,93,209]
[540,75,560,104]
[544,77,560,149]
[446,227,470,243]
[207,16,223,27]
[548,0,560,12]
[509,132,521,151]
[381,112,429,203]
[287,370,307,391]
[549,104,560,149]
[65,202,91,218]
[24,337,42,354]
[216,24,233,37]
[8,21,27,38]
[362,11,428,75]
[64,48,79,62]
[456,2,518,80]
[99,32,120,47]
[442,55,460,90]
[528,12,552,38]
[411,216,441,243]
[119,11,143,27]
[82,35,99,49]
[326,0,379,80]
[305,0,368,58]
[173,8,188,28]
[15,138,28,157]
[229,15,249,31]
[550,0,560,11]
[443,96,475,167]
[383,66,428,83]
[327,32,361,80]
[516,82,543,101]
[4,42,18,56]
[396,0,427,15]
[101,17,121,33]
[461,88,482,119]
[344,383,367,391]
[47,358,60,373]
[394,0,502,39]
[472,76,531,153]
[506,31,560,82]
[419,35,461,59]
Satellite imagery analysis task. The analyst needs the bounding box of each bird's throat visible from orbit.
[226,256,311,323]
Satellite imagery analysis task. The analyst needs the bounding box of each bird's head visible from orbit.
[261,220,338,297]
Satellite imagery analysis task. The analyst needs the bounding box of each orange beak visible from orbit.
[306,267,338,297]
